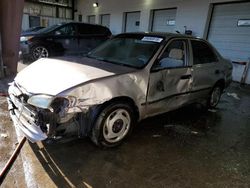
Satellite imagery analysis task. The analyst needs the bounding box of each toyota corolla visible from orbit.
[8,33,232,147]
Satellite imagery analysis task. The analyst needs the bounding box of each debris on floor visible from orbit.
[164,124,202,137]
[190,131,199,135]
[0,133,8,138]
[227,92,240,100]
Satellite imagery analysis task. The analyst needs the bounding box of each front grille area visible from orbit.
[8,82,48,142]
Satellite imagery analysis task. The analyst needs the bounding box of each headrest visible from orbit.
[169,48,183,60]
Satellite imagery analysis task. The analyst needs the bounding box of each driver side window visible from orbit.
[154,40,186,70]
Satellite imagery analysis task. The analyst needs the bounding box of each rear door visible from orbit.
[189,39,222,100]
[146,39,193,116]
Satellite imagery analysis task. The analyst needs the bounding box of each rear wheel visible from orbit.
[208,85,222,108]
[91,102,135,147]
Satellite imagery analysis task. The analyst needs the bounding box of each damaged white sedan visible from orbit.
[8,33,232,147]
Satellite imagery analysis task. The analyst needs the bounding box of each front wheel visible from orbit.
[31,45,49,61]
[91,102,135,147]
[207,85,222,108]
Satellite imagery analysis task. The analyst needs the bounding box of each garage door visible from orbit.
[124,12,140,32]
[208,2,250,83]
[100,14,110,28]
[88,15,95,24]
[151,8,177,33]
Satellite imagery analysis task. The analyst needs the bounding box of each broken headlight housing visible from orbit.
[27,95,54,109]
[28,95,76,116]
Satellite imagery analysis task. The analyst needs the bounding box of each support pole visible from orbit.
[0,0,24,76]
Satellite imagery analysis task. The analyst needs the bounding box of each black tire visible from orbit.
[207,85,223,109]
[31,45,49,61]
[91,102,135,148]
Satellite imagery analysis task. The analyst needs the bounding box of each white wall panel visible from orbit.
[76,0,243,36]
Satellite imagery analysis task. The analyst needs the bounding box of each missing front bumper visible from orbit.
[7,97,48,142]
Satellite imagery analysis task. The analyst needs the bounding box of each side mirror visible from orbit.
[151,59,162,71]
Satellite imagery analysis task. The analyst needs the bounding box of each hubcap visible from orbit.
[103,109,131,143]
[33,46,49,59]
[210,87,221,107]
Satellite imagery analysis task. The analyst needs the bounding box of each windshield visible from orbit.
[87,35,164,69]
[36,24,62,34]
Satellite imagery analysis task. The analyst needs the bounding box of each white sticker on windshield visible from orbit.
[141,36,163,43]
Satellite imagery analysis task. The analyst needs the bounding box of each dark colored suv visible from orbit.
[20,22,112,61]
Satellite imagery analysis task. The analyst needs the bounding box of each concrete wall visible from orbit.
[76,0,242,37]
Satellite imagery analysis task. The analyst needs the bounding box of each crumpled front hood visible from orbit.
[15,57,135,96]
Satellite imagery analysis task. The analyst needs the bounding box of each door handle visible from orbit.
[180,74,192,80]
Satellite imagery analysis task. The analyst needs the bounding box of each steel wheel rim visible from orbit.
[33,46,49,59]
[210,87,221,107]
[103,108,131,143]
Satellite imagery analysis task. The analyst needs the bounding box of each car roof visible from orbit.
[116,32,200,40]
[66,21,109,28]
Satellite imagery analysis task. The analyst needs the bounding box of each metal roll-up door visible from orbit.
[124,12,140,32]
[100,14,110,28]
[208,2,250,83]
[151,8,177,33]
[88,15,95,24]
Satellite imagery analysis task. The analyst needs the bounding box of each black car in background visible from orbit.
[20,22,112,61]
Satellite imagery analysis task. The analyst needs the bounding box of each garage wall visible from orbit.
[21,1,74,31]
[22,14,71,30]
[76,0,243,37]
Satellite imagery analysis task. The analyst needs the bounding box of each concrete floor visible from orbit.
[0,80,250,188]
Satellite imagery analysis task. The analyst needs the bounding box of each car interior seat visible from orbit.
[160,48,184,68]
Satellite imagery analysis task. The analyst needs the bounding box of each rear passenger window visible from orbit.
[191,40,218,65]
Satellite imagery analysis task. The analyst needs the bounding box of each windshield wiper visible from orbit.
[86,55,139,69]
[86,55,105,61]
[102,59,139,69]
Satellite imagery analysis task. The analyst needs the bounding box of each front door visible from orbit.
[146,39,192,117]
[51,24,79,55]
